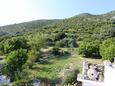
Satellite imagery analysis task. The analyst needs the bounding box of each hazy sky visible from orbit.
[0,0,115,26]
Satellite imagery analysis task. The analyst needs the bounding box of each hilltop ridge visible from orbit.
[0,10,115,36]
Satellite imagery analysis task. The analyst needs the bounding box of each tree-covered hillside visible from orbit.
[0,10,115,86]
[0,19,61,36]
[0,10,115,38]
[42,10,115,40]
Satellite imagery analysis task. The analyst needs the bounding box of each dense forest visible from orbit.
[0,10,115,86]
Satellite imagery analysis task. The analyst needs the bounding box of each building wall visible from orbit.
[104,65,115,86]
[77,61,115,86]
[83,82,102,86]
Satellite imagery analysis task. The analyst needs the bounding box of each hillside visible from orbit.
[0,11,115,37]
[0,19,61,36]
[0,10,115,86]
[41,11,115,41]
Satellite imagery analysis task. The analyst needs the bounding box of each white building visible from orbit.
[77,61,115,86]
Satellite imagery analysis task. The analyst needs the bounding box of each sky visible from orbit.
[0,0,115,26]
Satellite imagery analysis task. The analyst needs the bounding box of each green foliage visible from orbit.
[55,38,77,48]
[12,80,33,86]
[45,38,54,46]
[2,37,29,54]
[0,20,59,36]
[0,10,115,85]
[27,33,47,50]
[54,32,66,41]
[62,69,79,85]
[21,53,82,82]
[55,40,66,47]
[100,38,115,61]
[24,49,40,68]
[3,49,28,81]
[79,39,101,58]
[51,47,60,55]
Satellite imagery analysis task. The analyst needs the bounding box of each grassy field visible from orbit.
[23,49,103,81]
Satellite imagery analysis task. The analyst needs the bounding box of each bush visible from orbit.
[62,69,80,85]
[100,38,115,61]
[3,49,28,81]
[2,37,29,54]
[54,32,66,41]
[55,38,78,48]
[79,40,101,58]
[55,40,65,47]
[51,47,60,55]
[46,38,54,46]
[23,49,40,68]
[12,80,33,86]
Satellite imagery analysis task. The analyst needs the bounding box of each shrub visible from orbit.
[62,69,80,85]
[23,49,40,68]
[12,80,33,86]
[52,47,60,55]
[100,38,115,61]
[3,49,28,81]
[79,40,101,58]
[55,40,65,47]
[54,32,66,41]
[2,37,29,54]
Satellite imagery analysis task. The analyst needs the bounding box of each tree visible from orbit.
[79,40,101,58]
[100,38,115,61]
[3,49,28,81]
[24,49,40,68]
[54,32,66,41]
[28,33,47,50]
[2,37,29,54]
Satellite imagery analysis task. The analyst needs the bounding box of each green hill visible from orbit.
[41,11,115,41]
[0,11,115,38]
[0,10,115,86]
[0,19,61,36]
